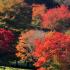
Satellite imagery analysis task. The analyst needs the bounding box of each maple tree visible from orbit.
[32,32,70,70]
[0,28,14,53]
[41,5,70,31]
[16,30,46,60]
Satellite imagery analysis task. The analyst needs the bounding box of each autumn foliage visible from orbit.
[15,3,70,70]
[32,4,46,17]
[0,0,23,13]
[16,30,46,60]
[0,0,70,70]
[32,32,70,70]
[0,28,14,53]
[41,5,70,30]
[32,4,46,26]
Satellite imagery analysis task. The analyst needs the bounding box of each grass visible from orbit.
[0,66,31,70]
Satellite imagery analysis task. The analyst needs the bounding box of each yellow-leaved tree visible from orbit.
[0,0,23,13]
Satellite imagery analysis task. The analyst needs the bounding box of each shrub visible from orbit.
[32,32,70,70]
[0,28,14,53]
[16,29,46,60]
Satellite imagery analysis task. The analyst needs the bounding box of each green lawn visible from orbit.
[0,66,31,70]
